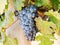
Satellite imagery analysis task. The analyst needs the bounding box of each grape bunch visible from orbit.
[18,5,37,40]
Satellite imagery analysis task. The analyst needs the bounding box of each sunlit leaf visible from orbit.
[0,0,7,14]
[35,32,54,45]
[13,0,25,11]
[35,17,56,34]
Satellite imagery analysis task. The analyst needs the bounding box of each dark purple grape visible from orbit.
[18,5,37,41]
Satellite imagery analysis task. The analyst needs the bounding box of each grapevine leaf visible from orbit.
[13,0,25,11]
[0,31,18,45]
[35,32,54,45]
[0,31,5,45]
[3,37,18,45]
[0,0,7,14]
[45,10,60,35]
[0,14,6,27]
[34,0,43,7]
[50,0,60,10]
[6,11,14,24]
[45,10,60,28]
[3,11,15,28]
[35,17,56,34]
[34,0,52,9]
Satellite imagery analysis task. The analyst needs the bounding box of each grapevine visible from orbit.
[0,0,60,45]
[18,5,37,40]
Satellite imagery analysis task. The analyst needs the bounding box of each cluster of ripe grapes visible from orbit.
[18,5,37,40]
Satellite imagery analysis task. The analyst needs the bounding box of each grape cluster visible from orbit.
[18,5,37,40]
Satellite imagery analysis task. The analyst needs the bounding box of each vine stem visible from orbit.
[6,18,18,29]
[8,0,15,12]
[5,0,31,45]
[6,18,31,45]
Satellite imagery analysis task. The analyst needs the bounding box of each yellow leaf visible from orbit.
[0,0,7,14]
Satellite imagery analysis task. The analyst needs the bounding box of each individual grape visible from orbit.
[29,5,36,12]
[18,5,37,41]
[21,10,27,14]
[25,7,30,11]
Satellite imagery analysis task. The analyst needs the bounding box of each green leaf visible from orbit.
[45,10,60,35]
[58,4,60,9]
[59,0,60,2]
[0,31,18,45]
[0,14,6,27]
[3,37,18,45]
[50,0,60,10]
[35,32,54,45]
[35,0,43,7]
[13,0,25,11]
[34,0,52,9]
[35,17,56,34]
[5,10,15,26]
[0,0,7,14]
[45,10,60,28]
